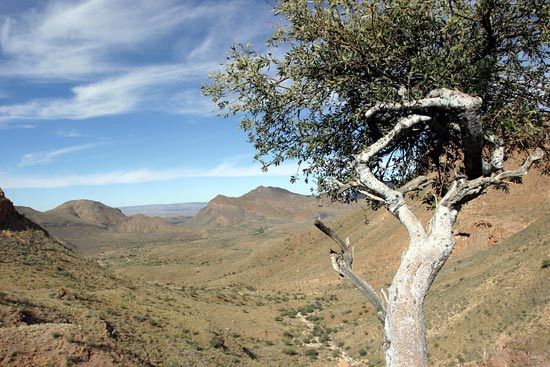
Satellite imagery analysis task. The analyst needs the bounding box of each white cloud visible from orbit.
[0,0,272,79]
[1,160,301,189]
[56,129,84,138]
[0,63,215,121]
[0,0,236,79]
[19,143,98,167]
[0,1,276,122]
[167,90,217,116]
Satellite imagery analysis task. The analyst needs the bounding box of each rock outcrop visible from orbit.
[0,187,42,232]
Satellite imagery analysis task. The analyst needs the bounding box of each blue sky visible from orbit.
[0,0,313,211]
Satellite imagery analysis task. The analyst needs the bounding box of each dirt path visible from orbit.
[297,312,364,366]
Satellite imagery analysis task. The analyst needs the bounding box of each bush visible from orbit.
[305,349,319,360]
[283,348,298,356]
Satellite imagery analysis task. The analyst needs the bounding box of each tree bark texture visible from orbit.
[384,206,457,367]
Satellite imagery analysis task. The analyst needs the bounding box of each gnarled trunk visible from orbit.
[384,204,458,366]
[384,236,456,366]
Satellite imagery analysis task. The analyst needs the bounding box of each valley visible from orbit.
[1,178,549,367]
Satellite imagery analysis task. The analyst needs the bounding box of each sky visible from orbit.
[0,0,314,211]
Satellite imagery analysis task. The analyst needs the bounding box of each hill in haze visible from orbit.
[119,202,206,224]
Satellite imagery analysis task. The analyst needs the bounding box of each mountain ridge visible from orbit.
[188,185,351,229]
[15,199,197,253]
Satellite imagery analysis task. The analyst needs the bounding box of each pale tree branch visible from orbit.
[314,219,386,322]
[331,177,385,202]
[482,132,505,175]
[355,114,431,163]
[493,148,544,180]
[355,164,428,240]
[364,88,484,178]
[365,88,482,120]
[397,175,432,194]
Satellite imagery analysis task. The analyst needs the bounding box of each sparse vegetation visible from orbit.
[1,169,549,366]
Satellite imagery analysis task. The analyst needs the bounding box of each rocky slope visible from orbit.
[2,169,549,367]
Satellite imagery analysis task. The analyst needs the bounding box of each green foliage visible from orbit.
[204,0,549,195]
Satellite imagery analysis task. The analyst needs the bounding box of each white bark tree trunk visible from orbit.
[384,207,457,366]
[315,88,544,367]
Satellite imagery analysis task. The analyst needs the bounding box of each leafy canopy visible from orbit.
[203,0,549,195]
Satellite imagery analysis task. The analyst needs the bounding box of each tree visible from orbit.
[203,1,549,366]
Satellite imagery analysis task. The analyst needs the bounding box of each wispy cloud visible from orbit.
[1,160,301,189]
[0,0,235,79]
[56,129,84,138]
[167,90,217,116]
[0,63,214,121]
[19,143,98,167]
[0,0,273,79]
[0,0,275,123]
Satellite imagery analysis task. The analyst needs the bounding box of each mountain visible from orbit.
[16,199,197,254]
[49,199,127,228]
[188,186,352,229]
[16,200,125,230]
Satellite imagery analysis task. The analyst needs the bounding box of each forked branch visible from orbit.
[315,219,386,322]
[397,175,431,194]
[441,148,545,208]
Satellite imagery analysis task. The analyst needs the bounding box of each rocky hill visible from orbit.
[0,188,43,232]
[50,200,127,228]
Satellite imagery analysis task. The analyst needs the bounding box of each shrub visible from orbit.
[283,348,298,356]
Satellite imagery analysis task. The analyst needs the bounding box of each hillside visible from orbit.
[2,171,549,367]
[0,188,266,367]
[109,173,550,367]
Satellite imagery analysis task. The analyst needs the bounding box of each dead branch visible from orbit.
[482,132,505,175]
[315,219,386,322]
[441,148,545,208]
